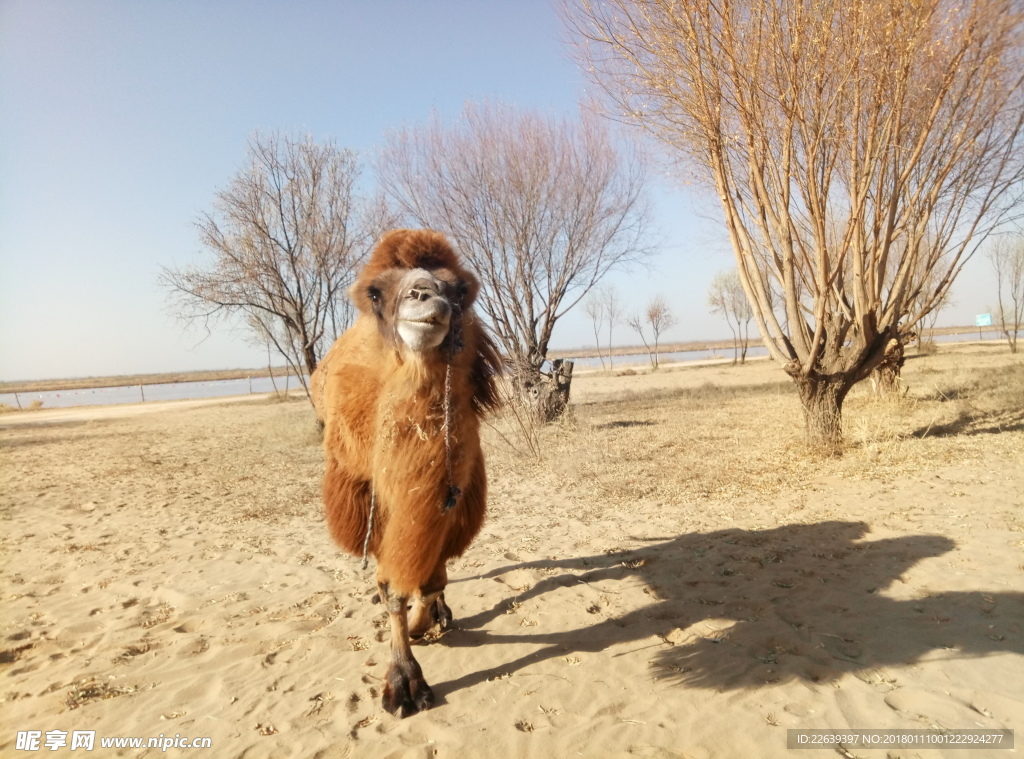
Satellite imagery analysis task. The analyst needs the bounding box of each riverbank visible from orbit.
[3,324,1009,396]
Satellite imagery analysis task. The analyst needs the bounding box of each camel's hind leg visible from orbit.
[408,563,450,639]
[378,582,434,718]
[432,592,453,630]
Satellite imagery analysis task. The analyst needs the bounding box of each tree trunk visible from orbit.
[518,359,575,423]
[870,336,908,397]
[303,343,318,378]
[796,376,850,454]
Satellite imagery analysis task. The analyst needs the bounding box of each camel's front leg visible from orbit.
[378,582,435,718]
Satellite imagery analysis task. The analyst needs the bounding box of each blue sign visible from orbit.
[976,313,993,327]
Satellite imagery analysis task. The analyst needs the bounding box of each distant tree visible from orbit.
[600,285,624,368]
[568,0,1024,451]
[990,236,1024,353]
[627,294,677,368]
[377,101,654,418]
[160,132,391,399]
[583,293,608,370]
[708,270,753,364]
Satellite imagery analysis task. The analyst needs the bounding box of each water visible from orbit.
[1,332,1004,411]
[564,345,770,371]
[932,331,1001,343]
[1,375,305,411]
[564,332,1004,371]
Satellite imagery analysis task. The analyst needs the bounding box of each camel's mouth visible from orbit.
[396,313,450,351]
[400,315,449,327]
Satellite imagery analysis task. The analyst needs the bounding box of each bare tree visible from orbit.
[584,293,608,369]
[708,269,754,364]
[600,285,624,368]
[568,0,1024,450]
[990,236,1024,353]
[377,101,653,415]
[646,294,677,367]
[627,293,677,367]
[160,132,390,399]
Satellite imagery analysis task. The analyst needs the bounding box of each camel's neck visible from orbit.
[386,348,452,400]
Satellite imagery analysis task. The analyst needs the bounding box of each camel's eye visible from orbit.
[367,286,381,304]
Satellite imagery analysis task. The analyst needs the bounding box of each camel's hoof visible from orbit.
[434,595,453,631]
[382,671,434,718]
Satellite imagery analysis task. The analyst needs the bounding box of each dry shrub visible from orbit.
[65,677,141,710]
[483,378,545,460]
[844,391,919,462]
[260,403,322,451]
[0,399,43,413]
[265,391,307,405]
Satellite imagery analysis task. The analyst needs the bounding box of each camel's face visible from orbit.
[353,230,482,358]
[370,267,455,353]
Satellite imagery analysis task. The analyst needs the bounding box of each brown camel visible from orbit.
[311,229,501,718]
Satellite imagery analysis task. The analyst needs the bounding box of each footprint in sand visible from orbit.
[884,687,985,727]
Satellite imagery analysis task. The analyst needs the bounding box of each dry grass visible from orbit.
[0,399,43,413]
[483,346,1023,513]
[64,677,143,710]
[3,344,1017,537]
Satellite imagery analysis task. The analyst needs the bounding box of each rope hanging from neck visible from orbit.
[442,296,465,513]
[442,362,461,512]
[361,487,376,570]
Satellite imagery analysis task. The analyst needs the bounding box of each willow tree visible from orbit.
[377,102,653,416]
[568,0,1024,450]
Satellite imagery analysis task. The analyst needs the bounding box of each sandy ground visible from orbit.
[1,348,1022,758]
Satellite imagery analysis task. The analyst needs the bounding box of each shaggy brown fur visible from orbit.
[312,229,501,717]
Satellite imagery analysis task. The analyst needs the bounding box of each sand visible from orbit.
[1,347,1022,758]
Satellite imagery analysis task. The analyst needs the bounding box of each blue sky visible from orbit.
[0,1,998,382]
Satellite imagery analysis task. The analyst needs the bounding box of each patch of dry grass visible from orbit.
[0,399,43,413]
[64,677,143,710]
[483,348,1023,511]
[258,400,323,451]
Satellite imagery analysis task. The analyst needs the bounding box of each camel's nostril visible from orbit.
[409,288,432,302]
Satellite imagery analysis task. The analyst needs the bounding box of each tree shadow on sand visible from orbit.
[436,521,1023,696]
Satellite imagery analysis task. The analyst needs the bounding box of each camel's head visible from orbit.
[353,229,480,356]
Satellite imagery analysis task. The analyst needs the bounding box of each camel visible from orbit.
[311,229,501,718]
